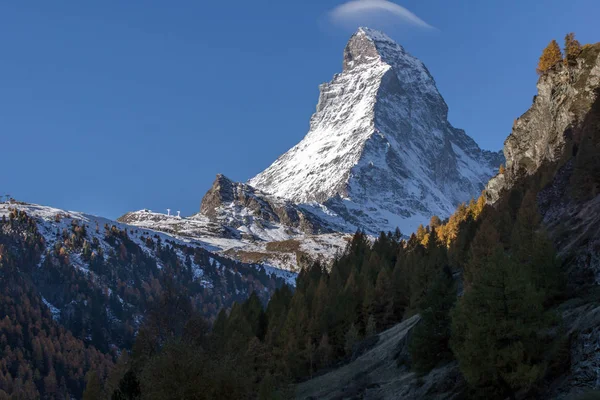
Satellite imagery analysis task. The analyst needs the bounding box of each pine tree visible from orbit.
[510,191,564,303]
[258,373,280,400]
[465,219,501,286]
[365,314,377,338]
[344,323,360,357]
[564,32,582,65]
[391,259,409,319]
[82,370,104,400]
[408,228,447,311]
[316,334,333,369]
[537,39,563,75]
[409,267,455,373]
[212,309,228,342]
[451,249,551,399]
[373,267,393,327]
[112,370,141,400]
[362,281,376,327]
[510,190,541,258]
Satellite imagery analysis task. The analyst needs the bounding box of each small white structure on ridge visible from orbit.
[177,211,181,218]
[167,209,171,216]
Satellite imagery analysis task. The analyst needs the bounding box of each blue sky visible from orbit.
[1,0,598,219]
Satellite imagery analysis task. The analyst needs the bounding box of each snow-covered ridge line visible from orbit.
[0,202,297,285]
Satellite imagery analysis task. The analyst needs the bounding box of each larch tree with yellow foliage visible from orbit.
[536,39,563,75]
[564,32,582,65]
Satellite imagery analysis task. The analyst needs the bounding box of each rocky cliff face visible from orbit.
[250,27,503,235]
[486,43,600,202]
[486,43,600,286]
[483,43,600,398]
[199,174,333,236]
[120,176,352,273]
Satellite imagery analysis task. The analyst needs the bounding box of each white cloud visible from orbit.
[330,0,434,30]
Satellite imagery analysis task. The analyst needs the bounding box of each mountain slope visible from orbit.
[250,27,503,234]
[0,202,293,354]
[296,315,466,400]
[120,176,351,273]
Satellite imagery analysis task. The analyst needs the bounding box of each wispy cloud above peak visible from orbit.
[329,0,434,30]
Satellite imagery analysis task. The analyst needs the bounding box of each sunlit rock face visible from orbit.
[250,28,502,235]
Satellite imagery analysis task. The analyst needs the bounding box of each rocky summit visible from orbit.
[250,27,503,235]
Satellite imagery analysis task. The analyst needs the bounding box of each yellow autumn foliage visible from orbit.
[537,39,562,75]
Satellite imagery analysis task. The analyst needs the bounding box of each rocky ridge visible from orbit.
[120,175,351,272]
[250,27,503,235]
[122,28,502,271]
[486,42,600,286]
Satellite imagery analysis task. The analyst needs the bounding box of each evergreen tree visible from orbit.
[451,249,552,399]
[82,370,104,400]
[264,285,292,347]
[408,228,446,311]
[373,267,393,328]
[465,219,501,287]
[316,334,333,369]
[111,370,141,400]
[258,373,281,400]
[242,292,268,340]
[212,309,228,341]
[510,191,564,303]
[409,267,456,373]
[344,323,360,357]
[365,314,377,338]
[391,255,410,319]
[416,224,427,242]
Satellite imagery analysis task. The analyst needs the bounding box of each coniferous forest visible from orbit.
[98,174,568,399]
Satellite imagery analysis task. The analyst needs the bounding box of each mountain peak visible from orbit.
[356,27,395,43]
[249,29,503,234]
[344,27,402,71]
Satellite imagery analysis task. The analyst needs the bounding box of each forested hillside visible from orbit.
[0,206,289,399]
[106,180,566,399]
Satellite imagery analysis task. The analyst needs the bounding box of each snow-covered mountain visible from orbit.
[120,174,351,272]
[0,200,296,356]
[250,27,503,234]
[0,202,296,286]
[123,27,502,271]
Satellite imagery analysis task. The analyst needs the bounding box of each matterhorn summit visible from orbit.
[123,28,503,271]
[250,27,503,234]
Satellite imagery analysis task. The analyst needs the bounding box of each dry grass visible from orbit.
[224,249,271,264]
[265,239,302,253]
